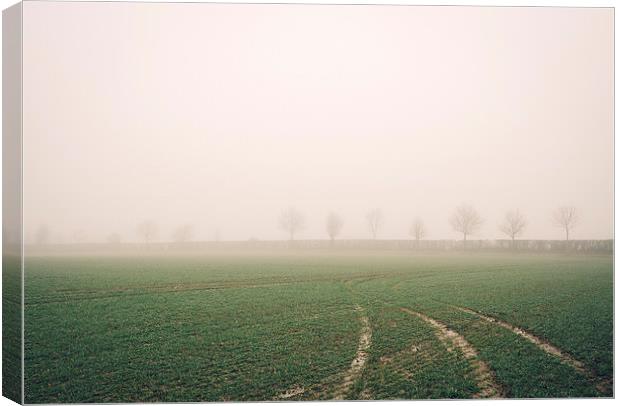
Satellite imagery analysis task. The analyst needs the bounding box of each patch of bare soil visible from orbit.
[273,373,344,401]
[453,306,613,396]
[276,386,306,400]
[399,307,504,399]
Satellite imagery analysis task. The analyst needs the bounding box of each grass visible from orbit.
[23,251,613,402]
[3,255,22,403]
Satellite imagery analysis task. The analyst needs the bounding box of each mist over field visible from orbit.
[21,3,613,243]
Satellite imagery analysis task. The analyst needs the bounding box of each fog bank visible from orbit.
[22,3,613,243]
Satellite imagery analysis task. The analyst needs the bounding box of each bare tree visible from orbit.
[366,208,383,240]
[499,210,527,245]
[552,206,578,241]
[172,224,194,244]
[107,233,121,245]
[450,204,483,245]
[409,218,426,247]
[279,207,305,241]
[326,212,344,244]
[136,221,159,245]
[35,224,50,245]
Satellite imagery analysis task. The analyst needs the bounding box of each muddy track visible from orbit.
[275,386,306,400]
[273,372,343,401]
[331,305,373,400]
[399,307,504,399]
[274,304,372,401]
[453,305,613,396]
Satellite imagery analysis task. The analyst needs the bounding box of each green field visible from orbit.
[24,251,613,402]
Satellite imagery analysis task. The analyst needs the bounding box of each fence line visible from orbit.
[29,239,613,254]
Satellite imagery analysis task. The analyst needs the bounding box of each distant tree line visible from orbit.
[33,205,583,247]
[277,204,581,248]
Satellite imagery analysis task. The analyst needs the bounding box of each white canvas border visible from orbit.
[0,1,615,406]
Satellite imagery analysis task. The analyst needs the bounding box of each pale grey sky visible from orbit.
[22,2,613,242]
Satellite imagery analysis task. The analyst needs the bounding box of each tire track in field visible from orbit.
[32,274,399,306]
[452,305,613,396]
[399,307,504,399]
[273,304,373,401]
[331,304,373,400]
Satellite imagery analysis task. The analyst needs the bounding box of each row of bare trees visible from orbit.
[279,207,385,242]
[450,205,578,242]
[278,205,580,243]
[32,206,580,245]
[33,222,197,245]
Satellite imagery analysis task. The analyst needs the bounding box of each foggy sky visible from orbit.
[22,3,613,243]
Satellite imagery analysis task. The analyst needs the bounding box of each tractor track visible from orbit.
[399,307,505,399]
[332,304,372,400]
[274,303,372,401]
[452,305,613,396]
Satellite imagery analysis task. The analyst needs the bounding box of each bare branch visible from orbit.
[279,207,305,241]
[499,210,527,241]
[326,212,344,242]
[409,218,426,241]
[450,204,483,242]
[366,208,383,240]
[552,206,578,240]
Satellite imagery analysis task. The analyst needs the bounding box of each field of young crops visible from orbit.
[23,251,613,402]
